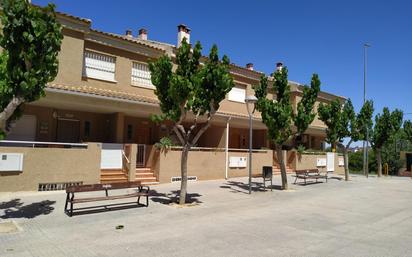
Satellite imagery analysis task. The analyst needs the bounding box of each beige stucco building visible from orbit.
[0,9,345,191]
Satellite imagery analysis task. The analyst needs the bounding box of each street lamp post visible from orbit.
[245,95,258,194]
[363,43,371,178]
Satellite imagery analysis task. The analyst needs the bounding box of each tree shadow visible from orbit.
[220,180,282,194]
[0,198,55,219]
[149,190,202,205]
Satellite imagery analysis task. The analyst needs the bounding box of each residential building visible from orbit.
[0,9,345,191]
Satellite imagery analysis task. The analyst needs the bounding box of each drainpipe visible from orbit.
[225,117,231,179]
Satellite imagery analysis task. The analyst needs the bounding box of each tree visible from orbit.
[371,108,403,177]
[318,99,353,181]
[149,39,234,204]
[318,99,374,181]
[0,0,63,138]
[404,120,412,144]
[254,66,320,189]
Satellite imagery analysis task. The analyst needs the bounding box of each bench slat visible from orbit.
[66,181,143,193]
[72,192,148,204]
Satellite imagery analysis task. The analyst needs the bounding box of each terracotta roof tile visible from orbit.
[47,84,159,104]
[55,10,91,24]
[46,84,260,119]
[90,29,165,53]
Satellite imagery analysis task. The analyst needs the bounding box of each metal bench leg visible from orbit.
[270,178,273,191]
[137,196,141,205]
[294,176,298,184]
[146,186,150,207]
[263,179,266,191]
[64,193,69,214]
[69,193,74,217]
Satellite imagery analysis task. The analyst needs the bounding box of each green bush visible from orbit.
[348,150,376,174]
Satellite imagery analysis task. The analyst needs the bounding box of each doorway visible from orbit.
[56,118,80,143]
[406,153,412,171]
[135,127,151,144]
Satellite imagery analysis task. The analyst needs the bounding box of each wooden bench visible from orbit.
[64,181,150,217]
[293,169,328,185]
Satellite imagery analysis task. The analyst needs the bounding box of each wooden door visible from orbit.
[57,119,80,143]
[229,132,240,149]
[135,127,151,144]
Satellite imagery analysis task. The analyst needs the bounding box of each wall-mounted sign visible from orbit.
[338,157,344,166]
[39,121,49,134]
[0,153,24,172]
[316,158,327,167]
[229,156,247,168]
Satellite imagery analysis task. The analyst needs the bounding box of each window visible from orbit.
[83,51,116,82]
[131,62,153,88]
[84,121,91,137]
[127,124,133,140]
[228,86,246,103]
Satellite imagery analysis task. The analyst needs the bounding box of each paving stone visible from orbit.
[1,175,412,256]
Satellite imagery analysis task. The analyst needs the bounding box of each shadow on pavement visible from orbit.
[0,198,55,219]
[149,190,202,205]
[221,180,282,194]
[68,201,147,217]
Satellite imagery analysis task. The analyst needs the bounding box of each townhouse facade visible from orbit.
[0,9,345,191]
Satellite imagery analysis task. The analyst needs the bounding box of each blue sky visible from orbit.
[34,0,411,117]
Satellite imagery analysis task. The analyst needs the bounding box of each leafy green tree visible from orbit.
[319,99,353,180]
[0,0,63,137]
[371,108,403,177]
[254,66,320,189]
[318,99,373,181]
[404,120,412,144]
[149,39,234,204]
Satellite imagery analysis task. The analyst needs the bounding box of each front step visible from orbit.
[135,168,158,183]
[101,169,128,184]
[136,168,152,173]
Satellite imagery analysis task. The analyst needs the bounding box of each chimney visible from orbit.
[138,28,148,40]
[246,63,254,71]
[125,29,133,38]
[177,24,191,47]
[276,62,283,71]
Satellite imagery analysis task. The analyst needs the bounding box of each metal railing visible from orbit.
[136,144,146,167]
[122,144,131,175]
[0,140,88,149]
[168,146,269,153]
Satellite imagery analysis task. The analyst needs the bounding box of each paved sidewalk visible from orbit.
[1,175,412,257]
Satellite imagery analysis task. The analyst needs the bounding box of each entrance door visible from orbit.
[406,153,412,171]
[229,132,240,149]
[327,152,335,172]
[135,127,151,144]
[56,118,80,143]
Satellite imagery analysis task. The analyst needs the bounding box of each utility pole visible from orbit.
[363,43,371,178]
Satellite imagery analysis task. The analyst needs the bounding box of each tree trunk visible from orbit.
[276,145,288,190]
[343,147,349,181]
[0,97,24,134]
[179,144,189,204]
[376,148,382,177]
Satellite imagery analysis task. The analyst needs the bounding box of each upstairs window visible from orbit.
[83,51,116,82]
[228,86,246,103]
[131,62,154,88]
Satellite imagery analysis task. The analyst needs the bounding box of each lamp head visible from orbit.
[245,95,258,116]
